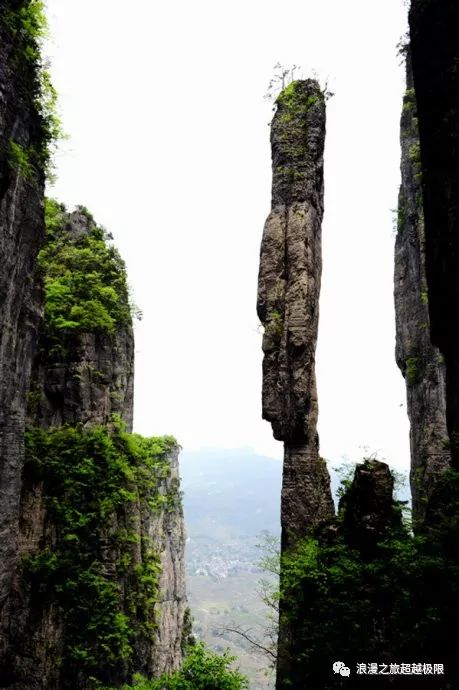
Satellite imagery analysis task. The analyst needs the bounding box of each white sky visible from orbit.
[45,0,410,471]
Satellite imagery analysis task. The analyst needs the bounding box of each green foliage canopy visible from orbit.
[5,1,65,179]
[278,468,459,686]
[39,199,131,334]
[25,421,178,684]
[117,643,249,690]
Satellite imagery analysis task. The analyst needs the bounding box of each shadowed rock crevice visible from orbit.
[409,0,459,467]
[394,54,450,527]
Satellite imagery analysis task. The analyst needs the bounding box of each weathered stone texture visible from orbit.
[0,2,44,615]
[0,6,186,688]
[144,447,187,678]
[257,81,333,543]
[257,80,333,690]
[281,443,333,552]
[394,57,450,525]
[258,81,326,448]
[339,459,402,555]
[258,203,323,445]
[409,0,459,465]
[0,210,186,689]
[29,209,135,431]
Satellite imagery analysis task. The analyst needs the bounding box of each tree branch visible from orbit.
[223,626,277,660]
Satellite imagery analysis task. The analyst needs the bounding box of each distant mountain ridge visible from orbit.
[181,448,282,541]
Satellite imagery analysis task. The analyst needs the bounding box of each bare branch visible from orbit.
[223,627,277,660]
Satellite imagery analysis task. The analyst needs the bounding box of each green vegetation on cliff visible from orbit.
[7,139,35,180]
[5,1,63,179]
[116,643,248,690]
[5,0,48,63]
[274,81,322,184]
[271,79,325,204]
[276,81,323,119]
[24,422,178,686]
[278,465,459,686]
[39,199,132,334]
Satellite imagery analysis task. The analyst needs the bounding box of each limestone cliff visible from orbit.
[0,5,186,685]
[394,56,450,526]
[29,206,135,431]
[409,0,459,466]
[145,444,187,679]
[0,0,45,612]
[0,202,186,689]
[257,80,333,689]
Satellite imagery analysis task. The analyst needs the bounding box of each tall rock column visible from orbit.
[394,56,450,527]
[0,1,45,610]
[257,80,333,688]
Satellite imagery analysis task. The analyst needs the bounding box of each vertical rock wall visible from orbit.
[145,445,187,678]
[257,80,333,689]
[1,208,136,688]
[0,1,45,612]
[1,4,186,689]
[409,0,459,466]
[0,207,186,689]
[394,56,450,526]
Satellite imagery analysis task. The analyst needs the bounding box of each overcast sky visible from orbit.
[45,0,410,471]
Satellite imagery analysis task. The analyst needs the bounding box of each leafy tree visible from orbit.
[277,464,459,687]
[118,643,248,690]
[39,199,132,335]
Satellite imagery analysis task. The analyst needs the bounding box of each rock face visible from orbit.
[0,2,45,611]
[257,80,333,689]
[258,81,324,446]
[0,8,186,683]
[0,206,186,689]
[339,459,402,555]
[394,56,450,526]
[29,208,135,430]
[409,0,459,466]
[257,80,334,547]
[147,446,187,678]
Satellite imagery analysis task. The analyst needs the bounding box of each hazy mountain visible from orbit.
[181,447,282,542]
